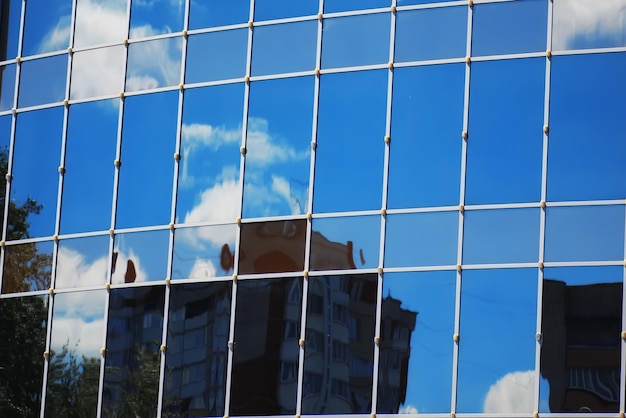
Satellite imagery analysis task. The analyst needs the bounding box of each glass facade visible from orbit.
[0,0,625,416]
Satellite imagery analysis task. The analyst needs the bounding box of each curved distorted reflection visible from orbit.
[112,230,170,284]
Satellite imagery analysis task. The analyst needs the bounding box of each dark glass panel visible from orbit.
[548,53,626,201]
[302,274,377,414]
[457,268,537,413]
[0,63,16,110]
[130,0,184,38]
[0,295,48,417]
[553,1,626,50]
[125,37,182,92]
[254,0,317,21]
[163,281,232,417]
[377,271,455,414]
[45,290,106,417]
[112,229,170,284]
[311,215,380,271]
[0,0,22,60]
[230,277,302,415]
[465,58,544,204]
[2,240,53,293]
[189,0,250,29]
[55,235,110,289]
[102,286,166,418]
[324,0,389,13]
[540,266,622,413]
[238,220,306,275]
[22,0,71,56]
[11,107,63,238]
[18,55,67,107]
[61,99,118,234]
[185,29,248,83]
[117,91,178,229]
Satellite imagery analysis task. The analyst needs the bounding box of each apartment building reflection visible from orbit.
[541,278,622,412]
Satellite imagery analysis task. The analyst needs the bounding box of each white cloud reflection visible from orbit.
[398,404,419,414]
[483,370,535,413]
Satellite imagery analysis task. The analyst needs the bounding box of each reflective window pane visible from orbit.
[172,224,237,280]
[11,107,63,238]
[311,215,380,271]
[126,37,182,92]
[74,0,128,48]
[388,64,464,209]
[314,70,386,213]
[130,0,184,38]
[540,266,622,413]
[189,0,250,29]
[385,211,458,267]
[185,29,248,83]
[378,271,455,413]
[553,0,626,50]
[117,91,177,229]
[1,0,22,60]
[0,295,48,416]
[398,0,456,4]
[463,208,539,265]
[238,220,306,275]
[112,230,170,284]
[324,0,389,13]
[231,277,302,415]
[243,77,313,218]
[466,58,544,204]
[46,290,106,417]
[55,235,110,289]
[544,205,625,262]
[164,281,232,417]
[472,0,548,56]
[548,53,626,201]
[251,21,317,76]
[395,7,466,62]
[62,99,117,234]
[22,0,71,55]
[18,55,67,107]
[303,274,377,414]
[71,46,126,100]
[254,0,318,21]
[102,286,165,417]
[321,14,390,69]
[2,241,53,293]
[0,63,17,111]
[457,268,537,413]
[177,84,243,225]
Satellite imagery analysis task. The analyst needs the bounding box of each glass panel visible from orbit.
[243,77,313,218]
[130,0,184,38]
[189,0,250,29]
[70,46,125,100]
[116,91,177,229]
[102,286,165,418]
[176,84,243,225]
[45,290,106,417]
[314,70,387,213]
[465,58,544,204]
[172,224,237,279]
[55,235,110,289]
[112,230,170,284]
[254,0,318,21]
[22,0,71,55]
[185,29,248,83]
[398,0,456,4]
[385,211,458,267]
[544,205,625,262]
[311,215,380,271]
[324,0,389,13]
[387,64,464,209]
[74,0,128,48]
[18,55,67,107]
[61,99,117,234]
[548,53,626,201]
[463,208,539,265]
[321,14,390,69]
[0,295,48,416]
[395,7,466,62]
[239,220,306,275]
[0,0,22,60]
[472,0,548,56]
[2,241,53,293]
[0,63,16,110]
[553,0,626,50]
[231,277,303,415]
[251,21,317,76]
[457,268,537,413]
[378,271,455,413]
[11,107,63,238]
[302,274,377,414]
[540,266,622,413]
[125,37,182,92]
[163,282,232,417]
